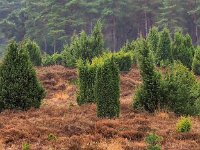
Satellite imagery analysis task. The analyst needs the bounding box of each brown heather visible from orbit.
[0,65,199,149]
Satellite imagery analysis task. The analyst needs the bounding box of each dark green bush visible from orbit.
[42,53,63,66]
[42,54,54,66]
[120,40,135,52]
[62,45,76,68]
[147,26,159,55]
[76,59,96,105]
[52,53,63,65]
[62,21,104,68]
[22,39,42,66]
[0,41,45,110]
[114,51,133,72]
[172,32,193,69]
[162,63,200,115]
[192,47,200,75]
[157,28,173,65]
[133,39,163,113]
[95,57,120,118]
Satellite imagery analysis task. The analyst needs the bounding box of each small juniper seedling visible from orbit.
[145,132,163,150]
[48,133,57,141]
[22,142,30,150]
[176,117,192,133]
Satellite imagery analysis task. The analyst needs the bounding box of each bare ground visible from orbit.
[0,65,199,150]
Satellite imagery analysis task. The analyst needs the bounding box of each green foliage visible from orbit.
[76,59,96,105]
[48,133,57,141]
[120,40,135,52]
[157,28,173,65]
[113,51,133,72]
[176,117,192,133]
[145,132,163,150]
[147,27,159,55]
[192,47,200,75]
[22,142,30,150]
[172,32,194,69]
[62,44,76,68]
[162,63,200,115]
[90,20,104,57]
[134,39,162,113]
[42,53,63,66]
[0,41,45,111]
[62,21,104,68]
[22,39,42,66]
[95,57,120,118]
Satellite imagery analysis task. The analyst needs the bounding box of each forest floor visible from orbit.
[0,65,199,150]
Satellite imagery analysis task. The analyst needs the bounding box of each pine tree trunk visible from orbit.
[54,39,56,54]
[113,16,117,52]
[195,25,198,45]
[44,38,47,53]
[145,10,148,37]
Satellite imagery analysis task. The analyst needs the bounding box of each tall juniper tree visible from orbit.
[157,28,173,66]
[0,41,45,111]
[134,39,162,112]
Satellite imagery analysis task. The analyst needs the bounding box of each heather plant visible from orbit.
[176,117,192,133]
[95,56,120,118]
[0,41,45,110]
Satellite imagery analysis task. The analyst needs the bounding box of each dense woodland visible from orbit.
[1,0,200,55]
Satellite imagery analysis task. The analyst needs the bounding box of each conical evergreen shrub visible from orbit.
[147,27,159,54]
[0,41,45,110]
[157,28,173,66]
[172,32,193,69]
[22,39,42,66]
[76,59,96,105]
[90,20,104,58]
[133,39,162,113]
[95,57,120,118]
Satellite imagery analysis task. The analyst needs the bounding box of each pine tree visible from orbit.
[156,0,182,32]
[95,57,120,118]
[157,28,173,65]
[22,39,42,66]
[0,41,45,110]
[134,39,162,113]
